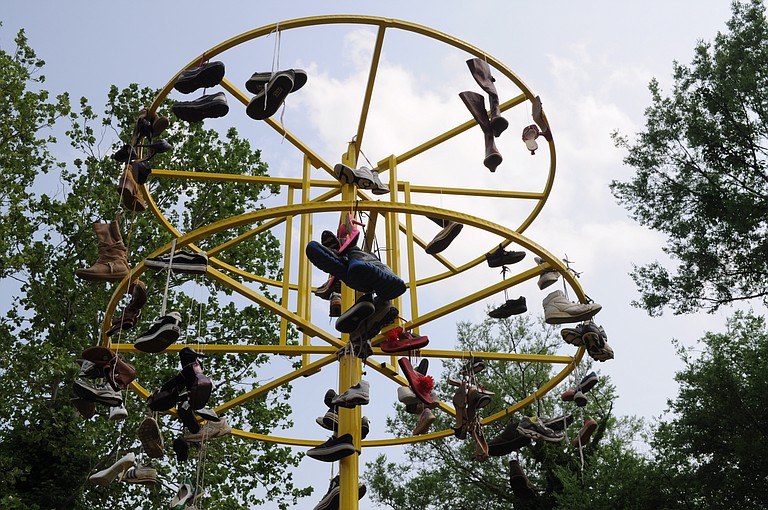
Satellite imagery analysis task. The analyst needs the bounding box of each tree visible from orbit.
[0,26,309,509]
[610,0,768,315]
[363,315,650,509]
[648,310,768,509]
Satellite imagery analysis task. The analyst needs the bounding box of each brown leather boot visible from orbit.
[76,220,130,282]
[117,163,147,212]
[106,280,147,336]
[459,91,502,172]
[466,58,509,137]
[532,95,553,141]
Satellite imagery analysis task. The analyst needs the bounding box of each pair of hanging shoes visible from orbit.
[245,69,306,120]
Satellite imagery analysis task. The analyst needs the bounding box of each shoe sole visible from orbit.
[413,412,436,435]
[425,223,463,255]
[380,335,429,353]
[173,94,229,123]
[560,328,583,346]
[347,259,405,300]
[361,303,399,339]
[516,426,564,442]
[334,163,374,189]
[245,73,294,120]
[577,374,599,393]
[174,62,225,94]
[307,443,356,462]
[134,324,180,353]
[73,382,122,407]
[305,241,349,281]
[188,378,213,410]
[544,308,601,324]
[144,261,208,274]
[335,301,376,333]
[138,418,164,458]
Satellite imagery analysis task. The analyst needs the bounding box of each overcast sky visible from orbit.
[4,1,758,509]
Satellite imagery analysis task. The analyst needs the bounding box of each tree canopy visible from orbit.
[611,0,768,315]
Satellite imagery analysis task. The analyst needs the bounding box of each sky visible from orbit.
[4,1,757,509]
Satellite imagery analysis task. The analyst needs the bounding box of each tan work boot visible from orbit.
[117,164,147,212]
[76,220,130,282]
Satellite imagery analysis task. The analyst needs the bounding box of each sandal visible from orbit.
[337,212,364,255]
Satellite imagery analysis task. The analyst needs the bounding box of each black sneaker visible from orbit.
[112,144,138,163]
[329,292,342,318]
[486,244,526,267]
[134,312,182,353]
[145,250,208,274]
[173,92,229,123]
[335,295,375,333]
[72,379,123,407]
[358,295,399,340]
[314,275,342,300]
[306,434,356,462]
[488,419,532,456]
[313,475,367,510]
[425,222,463,255]
[488,297,527,318]
[174,61,225,94]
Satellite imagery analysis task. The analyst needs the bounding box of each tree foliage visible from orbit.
[611,0,768,315]
[364,316,647,509]
[0,25,308,509]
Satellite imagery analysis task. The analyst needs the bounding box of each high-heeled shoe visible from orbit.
[337,212,364,255]
[179,348,212,410]
[88,452,136,486]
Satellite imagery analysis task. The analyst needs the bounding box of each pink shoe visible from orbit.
[337,212,364,255]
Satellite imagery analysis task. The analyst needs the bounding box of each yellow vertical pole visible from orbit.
[385,156,402,370]
[298,155,313,366]
[279,189,294,345]
[402,181,420,335]
[338,144,361,510]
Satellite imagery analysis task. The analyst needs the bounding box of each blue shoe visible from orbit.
[345,247,406,300]
[305,241,348,281]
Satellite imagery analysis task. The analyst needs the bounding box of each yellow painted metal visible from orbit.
[104,14,595,507]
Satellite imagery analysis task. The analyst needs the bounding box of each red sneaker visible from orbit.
[380,327,429,353]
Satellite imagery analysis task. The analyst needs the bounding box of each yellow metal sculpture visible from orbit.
[103,15,589,509]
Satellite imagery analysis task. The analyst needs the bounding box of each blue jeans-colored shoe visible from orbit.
[305,241,348,281]
[345,247,406,300]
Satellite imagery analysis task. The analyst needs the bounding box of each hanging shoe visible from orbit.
[106,279,147,336]
[120,464,158,485]
[75,220,130,282]
[542,290,602,324]
[333,163,374,189]
[173,437,190,462]
[179,347,213,410]
[488,297,527,319]
[466,58,508,137]
[412,407,435,435]
[337,212,364,255]
[112,144,138,163]
[306,434,356,462]
[312,474,367,510]
[488,419,531,456]
[174,61,225,94]
[522,124,540,155]
[108,404,128,421]
[72,380,123,407]
[331,380,370,408]
[531,95,553,141]
[458,91,502,172]
[71,398,97,419]
[177,399,201,434]
[516,416,564,442]
[88,452,135,486]
[329,292,342,317]
[183,416,232,443]
[314,275,341,300]
[572,419,598,447]
[144,250,208,274]
[173,92,229,123]
[170,480,196,509]
[79,346,136,390]
[357,295,399,340]
[321,230,341,250]
[485,244,526,267]
[573,390,588,407]
[425,221,463,255]
[397,385,420,405]
[117,163,147,212]
[345,247,406,300]
[400,357,435,407]
[305,241,351,285]
[246,69,307,95]
[452,382,469,440]
[576,371,599,393]
[509,459,537,499]
[138,415,164,458]
[315,408,338,432]
[134,312,182,353]
[335,294,375,333]
[380,327,429,353]
[560,325,585,346]
[245,71,295,120]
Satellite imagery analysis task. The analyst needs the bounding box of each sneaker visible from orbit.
[174,61,225,94]
[580,323,605,349]
[577,372,599,393]
[246,71,295,120]
[108,404,128,421]
[138,416,164,458]
[194,407,220,422]
[509,459,537,499]
[134,312,182,353]
[314,275,341,300]
[516,416,564,442]
[397,385,420,405]
[72,379,122,407]
[335,295,376,333]
[345,247,406,300]
[460,359,485,376]
[313,475,367,510]
[183,416,232,443]
[380,327,429,353]
[488,297,527,318]
[488,420,531,456]
[542,290,601,324]
[177,399,201,434]
[246,68,307,95]
[588,341,614,362]
[561,389,576,401]
[332,380,370,408]
[306,433,356,462]
[173,92,229,123]
[88,452,136,486]
[323,389,337,409]
[398,357,434,406]
[413,408,435,435]
[572,419,598,447]
[170,480,197,509]
[334,163,388,193]
[573,390,587,407]
[361,416,370,440]
[121,464,158,485]
[560,325,585,346]
[485,245,526,267]
[357,295,399,340]
[541,414,574,432]
[321,230,341,250]
[329,292,342,317]
[425,221,463,255]
[305,241,351,285]
[71,398,97,419]
[173,438,189,462]
[537,270,560,290]
[315,409,338,432]
[144,250,208,274]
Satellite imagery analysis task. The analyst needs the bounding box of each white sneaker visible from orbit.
[542,290,601,324]
[397,386,419,405]
[537,271,560,290]
[331,380,370,408]
[108,404,128,421]
[183,417,232,443]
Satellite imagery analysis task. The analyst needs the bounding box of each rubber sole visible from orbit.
[347,259,405,300]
